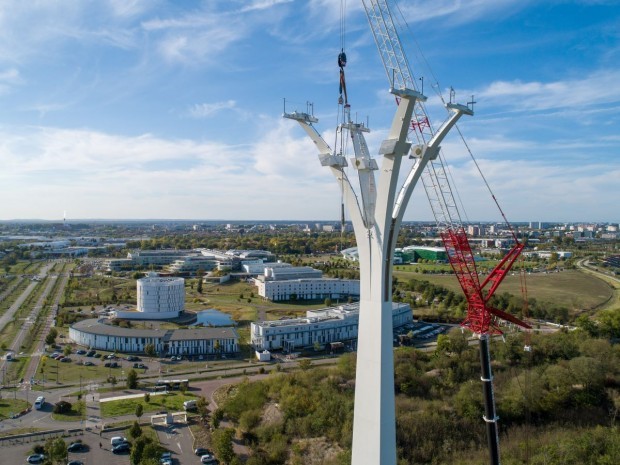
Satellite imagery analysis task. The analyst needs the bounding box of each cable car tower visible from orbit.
[285,1,529,464]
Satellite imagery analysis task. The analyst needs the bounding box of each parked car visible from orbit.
[126,355,140,361]
[194,447,209,456]
[76,349,86,355]
[60,357,71,363]
[84,361,95,366]
[93,353,102,358]
[67,442,87,452]
[112,442,130,454]
[201,454,217,464]
[110,436,128,447]
[26,454,45,464]
[67,461,84,465]
[133,363,147,369]
[86,350,96,357]
[160,451,172,465]
[104,361,119,368]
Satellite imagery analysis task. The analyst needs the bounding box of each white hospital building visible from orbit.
[251,302,412,351]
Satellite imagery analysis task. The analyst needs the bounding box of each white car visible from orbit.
[160,451,172,465]
[27,454,45,464]
[201,454,217,464]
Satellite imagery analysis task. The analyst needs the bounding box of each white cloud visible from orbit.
[0,123,339,220]
[395,0,528,26]
[477,70,620,112]
[239,0,294,13]
[189,100,237,118]
[0,67,21,94]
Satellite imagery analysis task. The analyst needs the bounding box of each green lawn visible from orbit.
[51,400,86,422]
[394,269,613,311]
[0,398,30,420]
[100,392,197,418]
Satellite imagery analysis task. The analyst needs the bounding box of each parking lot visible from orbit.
[4,423,206,465]
[5,430,132,465]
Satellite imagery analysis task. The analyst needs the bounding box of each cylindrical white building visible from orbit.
[135,276,184,319]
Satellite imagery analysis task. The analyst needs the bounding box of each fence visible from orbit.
[0,427,83,447]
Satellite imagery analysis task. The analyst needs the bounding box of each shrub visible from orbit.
[54,400,72,414]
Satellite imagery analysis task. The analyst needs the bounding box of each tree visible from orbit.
[63,345,72,357]
[145,343,156,358]
[127,368,138,389]
[45,436,67,465]
[197,278,203,294]
[129,420,142,439]
[45,328,58,345]
[212,428,235,464]
[197,396,209,423]
[53,400,72,414]
[144,392,151,403]
[135,403,144,420]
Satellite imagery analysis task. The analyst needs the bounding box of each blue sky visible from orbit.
[0,0,618,223]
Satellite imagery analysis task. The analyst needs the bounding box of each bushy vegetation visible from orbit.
[214,329,619,465]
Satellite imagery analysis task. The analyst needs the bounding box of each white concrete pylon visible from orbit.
[284,88,471,465]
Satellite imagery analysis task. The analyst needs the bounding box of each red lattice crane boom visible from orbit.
[361,2,530,464]
[362,0,529,335]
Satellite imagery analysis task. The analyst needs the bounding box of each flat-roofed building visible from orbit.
[265,266,322,280]
[251,302,412,351]
[242,261,292,275]
[128,249,201,267]
[255,277,360,301]
[69,318,238,355]
[168,256,218,274]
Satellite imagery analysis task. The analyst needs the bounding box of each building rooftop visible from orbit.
[72,318,238,340]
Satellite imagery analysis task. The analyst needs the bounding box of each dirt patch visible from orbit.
[261,401,283,426]
[288,437,344,465]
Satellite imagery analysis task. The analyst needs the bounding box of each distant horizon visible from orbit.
[0,218,617,225]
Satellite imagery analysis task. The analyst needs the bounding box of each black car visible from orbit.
[195,448,209,456]
[67,442,87,452]
[68,461,84,465]
[112,442,131,454]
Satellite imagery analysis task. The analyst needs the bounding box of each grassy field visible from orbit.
[100,391,197,417]
[186,280,326,324]
[394,269,613,311]
[51,400,85,422]
[62,275,137,307]
[0,398,29,420]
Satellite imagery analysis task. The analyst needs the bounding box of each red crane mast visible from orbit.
[361,1,530,463]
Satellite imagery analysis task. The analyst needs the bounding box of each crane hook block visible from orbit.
[338,51,347,68]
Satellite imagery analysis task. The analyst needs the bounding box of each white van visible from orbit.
[34,396,45,410]
[110,436,127,447]
[183,400,197,411]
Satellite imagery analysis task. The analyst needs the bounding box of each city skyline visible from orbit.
[1,0,619,222]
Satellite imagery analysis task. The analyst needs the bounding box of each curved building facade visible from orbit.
[69,318,239,356]
[119,276,185,320]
